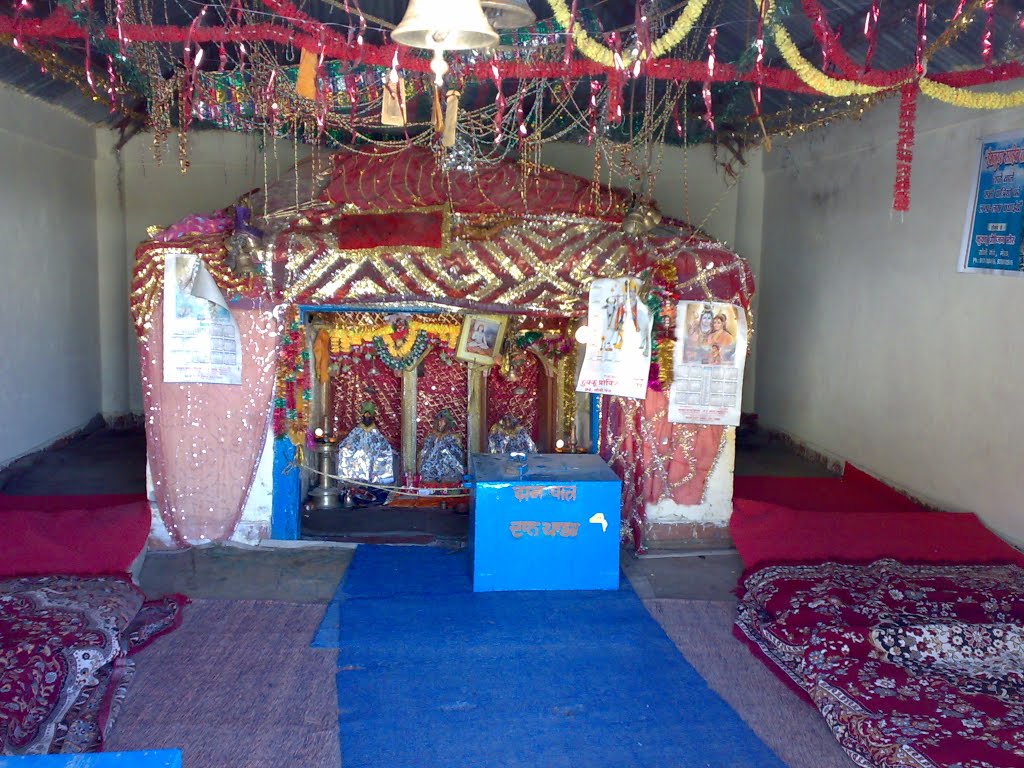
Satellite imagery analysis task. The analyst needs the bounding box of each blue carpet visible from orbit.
[325,545,785,768]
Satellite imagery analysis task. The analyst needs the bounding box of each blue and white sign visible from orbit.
[960,130,1024,275]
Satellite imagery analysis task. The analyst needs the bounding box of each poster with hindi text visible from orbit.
[575,276,652,400]
[163,252,243,384]
[667,301,747,425]
[959,130,1024,275]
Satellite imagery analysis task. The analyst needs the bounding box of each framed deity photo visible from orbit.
[456,314,508,365]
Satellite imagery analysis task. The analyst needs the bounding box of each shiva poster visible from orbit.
[576,276,652,400]
[668,301,747,425]
[959,129,1024,275]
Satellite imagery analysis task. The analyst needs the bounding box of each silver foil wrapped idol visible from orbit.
[337,403,398,485]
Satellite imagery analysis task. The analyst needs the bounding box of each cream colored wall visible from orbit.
[0,87,101,466]
[758,93,1024,546]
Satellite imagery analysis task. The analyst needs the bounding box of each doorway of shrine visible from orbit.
[300,309,566,544]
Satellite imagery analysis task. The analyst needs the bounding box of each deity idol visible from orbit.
[337,402,398,485]
[418,409,465,484]
[487,413,537,455]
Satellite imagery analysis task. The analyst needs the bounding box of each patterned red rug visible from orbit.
[735,560,1024,768]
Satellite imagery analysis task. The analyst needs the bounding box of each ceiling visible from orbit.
[1,0,1022,151]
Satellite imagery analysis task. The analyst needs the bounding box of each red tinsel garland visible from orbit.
[893,81,919,213]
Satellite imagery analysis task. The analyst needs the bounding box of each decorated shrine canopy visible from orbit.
[134,146,754,326]
[131,147,753,549]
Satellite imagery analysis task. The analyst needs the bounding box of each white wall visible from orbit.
[0,87,101,466]
[758,93,1024,545]
[118,131,311,412]
[542,140,764,412]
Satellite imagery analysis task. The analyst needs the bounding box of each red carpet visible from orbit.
[731,467,1024,570]
[0,494,150,577]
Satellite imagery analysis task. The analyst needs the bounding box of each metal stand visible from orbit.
[308,439,342,509]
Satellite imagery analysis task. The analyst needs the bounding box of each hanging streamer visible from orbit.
[702,28,717,130]
[893,81,919,213]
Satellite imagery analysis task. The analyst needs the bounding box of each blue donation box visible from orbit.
[467,453,622,592]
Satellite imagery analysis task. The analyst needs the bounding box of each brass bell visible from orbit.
[392,0,499,51]
[480,0,536,29]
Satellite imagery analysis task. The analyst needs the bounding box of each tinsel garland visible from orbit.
[767,0,892,96]
[893,81,919,213]
[7,10,1021,99]
[547,0,712,68]
[919,77,1024,110]
[372,330,430,371]
[273,307,311,446]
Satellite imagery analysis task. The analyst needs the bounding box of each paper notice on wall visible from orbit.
[575,276,652,400]
[667,301,747,425]
[163,252,243,384]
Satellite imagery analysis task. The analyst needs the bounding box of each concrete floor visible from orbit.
[0,420,834,603]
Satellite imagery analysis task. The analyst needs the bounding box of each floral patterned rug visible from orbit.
[0,576,185,755]
[735,559,1024,768]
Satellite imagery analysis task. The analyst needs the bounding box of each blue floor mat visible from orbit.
[325,546,785,768]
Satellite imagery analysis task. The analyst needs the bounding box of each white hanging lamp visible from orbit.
[480,0,535,29]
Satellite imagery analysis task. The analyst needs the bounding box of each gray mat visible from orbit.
[106,599,340,767]
[645,598,857,768]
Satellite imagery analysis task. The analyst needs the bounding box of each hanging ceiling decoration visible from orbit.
[1,0,1023,207]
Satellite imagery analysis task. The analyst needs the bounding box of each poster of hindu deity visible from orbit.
[576,276,652,400]
[667,301,747,425]
[162,252,243,384]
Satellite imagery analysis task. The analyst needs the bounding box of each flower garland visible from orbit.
[330,320,459,354]
[372,330,430,370]
[273,307,311,447]
[919,77,1024,110]
[547,0,712,68]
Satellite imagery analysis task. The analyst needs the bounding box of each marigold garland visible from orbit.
[548,0,711,68]
[329,321,459,354]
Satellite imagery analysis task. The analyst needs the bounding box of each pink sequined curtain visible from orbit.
[329,354,402,448]
[601,390,726,553]
[416,346,467,446]
[486,353,541,442]
[141,303,278,547]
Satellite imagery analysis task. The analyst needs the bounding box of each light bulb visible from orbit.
[556,439,565,450]
[430,48,449,87]
[574,325,590,344]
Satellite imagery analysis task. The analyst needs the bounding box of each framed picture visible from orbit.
[456,314,508,365]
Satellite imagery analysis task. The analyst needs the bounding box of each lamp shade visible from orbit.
[480,0,535,29]
[392,0,499,50]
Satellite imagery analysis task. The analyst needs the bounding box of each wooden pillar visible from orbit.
[401,367,418,483]
[467,363,488,455]
[400,349,431,483]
